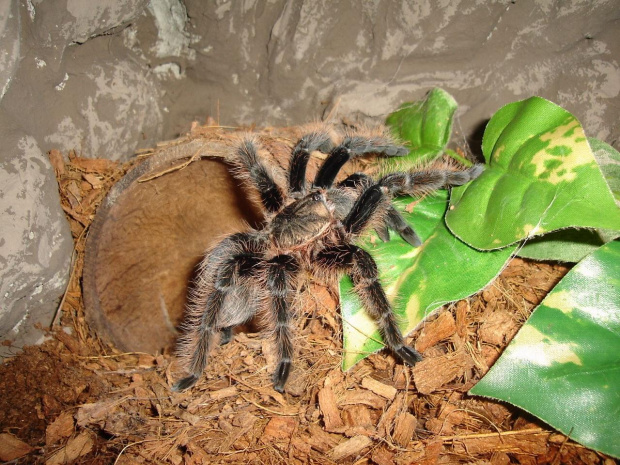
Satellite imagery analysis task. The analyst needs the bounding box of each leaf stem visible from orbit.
[444,149,473,167]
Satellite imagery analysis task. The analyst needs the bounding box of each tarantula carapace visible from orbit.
[172,125,483,393]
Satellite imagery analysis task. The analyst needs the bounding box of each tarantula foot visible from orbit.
[375,224,390,242]
[400,226,422,247]
[172,374,200,392]
[396,346,423,366]
[272,360,292,393]
[220,326,233,345]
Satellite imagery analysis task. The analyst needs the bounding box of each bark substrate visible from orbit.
[0,123,614,465]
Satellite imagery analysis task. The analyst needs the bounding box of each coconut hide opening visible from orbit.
[83,152,261,354]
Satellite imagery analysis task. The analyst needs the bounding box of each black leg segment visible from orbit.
[343,185,386,236]
[233,137,284,213]
[173,234,266,392]
[266,254,299,392]
[289,130,333,195]
[316,244,422,365]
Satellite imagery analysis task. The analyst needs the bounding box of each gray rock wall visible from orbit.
[1,0,619,358]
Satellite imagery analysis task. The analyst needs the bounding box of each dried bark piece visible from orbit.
[330,435,372,462]
[342,405,373,428]
[76,398,120,427]
[69,156,117,173]
[342,405,376,437]
[371,447,395,465]
[340,388,387,410]
[48,150,66,176]
[413,350,474,394]
[184,441,211,465]
[455,300,469,338]
[451,431,550,455]
[82,172,104,189]
[392,412,417,447]
[262,416,298,442]
[414,311,457,352]
[306,424,340,453]
[209,386,238,400]
[318,386,344,432]
[0,433,33,461]
[46,431,94,465]
[479,309,516,346]
[361,376,397,401]
[46,411,75,446]
[377,392,406,438]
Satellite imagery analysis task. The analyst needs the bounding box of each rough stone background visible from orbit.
[1,0,619,359]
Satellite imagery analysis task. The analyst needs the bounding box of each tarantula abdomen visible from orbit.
[172,126,483,393]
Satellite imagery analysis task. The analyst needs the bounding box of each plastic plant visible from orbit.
[341,89,620,458]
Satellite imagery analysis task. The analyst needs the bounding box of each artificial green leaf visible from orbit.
[341,192,515,370]
[470,240,620,458]
[589,138,620,204]
[385,88,457,167]
[446,97,620,250]
[516,138,620,262]
[517,228,620,263]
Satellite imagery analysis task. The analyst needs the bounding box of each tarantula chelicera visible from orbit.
[172,125,483,393]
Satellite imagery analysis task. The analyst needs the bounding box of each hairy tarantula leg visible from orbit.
[172,289,224,392]
[338,173,422,246]
[336,172,374,190]
[385,206,422,247]
[379,164,485,196]
[173,235,265,392]
[314,136,408,189]
[316,244,422,365]
[343,185,387,236]
[232,137,284,213]
[289,130,334,195]
[266,254,299,393]
[219,326,233,345]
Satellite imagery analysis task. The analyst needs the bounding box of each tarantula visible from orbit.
[172,125,483,393]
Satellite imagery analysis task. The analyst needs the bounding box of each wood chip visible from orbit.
[306,424,340,453]
[451,431,550,455]
[76,399,120,427]
[342,405,373,428]
[413,350,474,394]
[416,440,443,465]
[377,392,405,438]
[415,311,457,352]
[371,447,395,465]
[46,431,94,465]
[0,433,33,461]
[209,385,238,400]
[262,416,297,441]
[330,435,372,462]
[46,411,75,446]
[69,157,117,173]
[479,309,517,346]
[455,300,469,338]
[339,388,387,410]
[392,412,417,447]
[82,172,103,189]
[318,386,344,432]
[48,150,66,176]
[361,376,397,400]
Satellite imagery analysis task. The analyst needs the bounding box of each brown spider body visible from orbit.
[172,125,483,393]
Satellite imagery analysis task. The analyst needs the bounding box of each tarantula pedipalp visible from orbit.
[172,125,483,393]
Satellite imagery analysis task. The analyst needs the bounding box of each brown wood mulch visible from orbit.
[0,121,615,465]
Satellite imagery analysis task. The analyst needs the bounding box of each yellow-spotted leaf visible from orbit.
[340,192,515,370]
[446,97,620,250]
[516,138,620,262]
[470,240,620,458]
